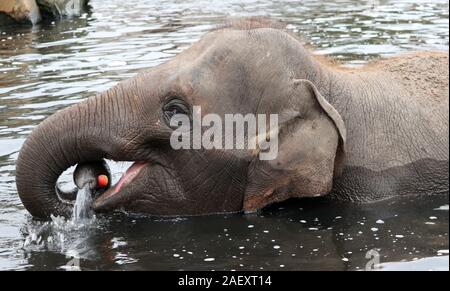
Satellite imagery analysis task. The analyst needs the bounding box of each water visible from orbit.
[0,0,448,270]
[72,185,94,222]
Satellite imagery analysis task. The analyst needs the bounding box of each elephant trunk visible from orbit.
[16,81,139,219]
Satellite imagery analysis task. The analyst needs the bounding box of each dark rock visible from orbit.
[36,0,89,19]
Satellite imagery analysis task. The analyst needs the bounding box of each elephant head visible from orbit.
[16,19,346,219]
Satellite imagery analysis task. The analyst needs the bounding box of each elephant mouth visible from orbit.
[93,161,148,211]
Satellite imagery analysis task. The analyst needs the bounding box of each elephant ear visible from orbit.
[243,79,346,212]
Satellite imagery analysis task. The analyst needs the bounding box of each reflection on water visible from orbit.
[0,0,448,270]
[14,195,450,271]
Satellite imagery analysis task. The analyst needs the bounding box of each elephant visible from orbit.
[0,0,89,26]
[0,0,41,25]
[15,19,449,219]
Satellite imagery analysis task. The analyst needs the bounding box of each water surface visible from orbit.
[0,0,448,270]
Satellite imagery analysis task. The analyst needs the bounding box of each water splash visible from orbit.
[21,214,101,264]
[21,182,98,262]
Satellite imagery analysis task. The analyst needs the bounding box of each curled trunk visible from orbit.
[16,82,136,219]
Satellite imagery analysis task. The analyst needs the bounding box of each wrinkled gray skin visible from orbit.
[16,20,449,219]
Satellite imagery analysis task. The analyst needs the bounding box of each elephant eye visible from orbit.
[163,98,191,127]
